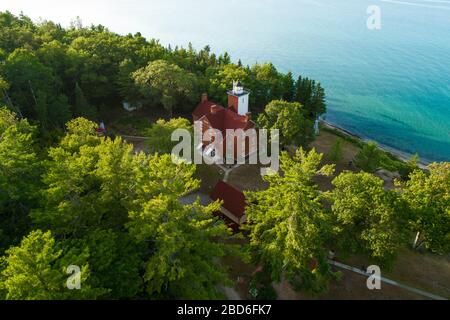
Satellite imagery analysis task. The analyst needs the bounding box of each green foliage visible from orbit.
[74,82,96,120]
[355,141,420,179]
[399,163,450,254]
[208,64,250,106]
[245,148,336,294]
[257,100,314,148]
[0,11,327,138]
[282,71,295,101]
[354,141,382,172]
[0,107,41,252]
[127,195,236,299]
[0,75,9,95]
[329,172,409,267]
[0,10,333,301]
[0,230,105,300]
[125,153,238,299]
[249,270,277,300]
[145,117,192,154]
[31,134,135,237]
[1,48,71,130]
[250,63,284,108]
[326,138,344,163]
[133,60,196,116]
[294,76,326,119]
[20,117,237,299]
[65,229,143,299]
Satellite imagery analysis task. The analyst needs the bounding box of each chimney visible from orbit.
[201,93,208,103]
[210,104,220,114]
[245,112,252,121]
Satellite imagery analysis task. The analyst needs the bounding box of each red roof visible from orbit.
[210,181,247,219]
[192,100,253,136]
[193,100,215,119]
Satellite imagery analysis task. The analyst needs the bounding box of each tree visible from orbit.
[64,229,143,299]
[126,154,238,299]
[257,100,314,148]
[30,117,238,299]
[0,11,37,54]
[399,163,450,254]
[329,172,408,266]
[0,107,41,252]
[144,117,192,154]
[354,142,382,173]
[30,129,135,237]
[250,63,284,108]
[0,76,12,109]
[74,82,96,119]
[132,60,196,116]
[1,48,71,129]
[282,71,295,102]
[326,138,343,163]
[0,230,105,300]
[208,64,250,106]
[245,148,337,294]
[294,76,326,119]
[116,58,143,105]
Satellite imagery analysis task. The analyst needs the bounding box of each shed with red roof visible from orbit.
[210,180,247,226]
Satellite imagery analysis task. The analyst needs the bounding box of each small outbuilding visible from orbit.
[210,180,247,230]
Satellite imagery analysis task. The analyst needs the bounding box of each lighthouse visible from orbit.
[227,81,250,116]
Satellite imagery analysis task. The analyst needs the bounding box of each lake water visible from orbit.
[3,0,450,161]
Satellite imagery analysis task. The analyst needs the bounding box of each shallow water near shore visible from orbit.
[3,0,450,161]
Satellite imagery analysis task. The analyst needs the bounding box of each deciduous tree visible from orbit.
[0,230,105,300]
[257,100,314,148]
[399,163,450,254]
[329,171,408,266]
[245,148,336,294]
[133,60,196,116]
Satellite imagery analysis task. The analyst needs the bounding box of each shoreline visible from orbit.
[320,120,431,169]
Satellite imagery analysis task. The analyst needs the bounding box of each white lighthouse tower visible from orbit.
[227,81,250,116]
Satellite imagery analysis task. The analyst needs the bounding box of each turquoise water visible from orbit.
[3,0,450,161]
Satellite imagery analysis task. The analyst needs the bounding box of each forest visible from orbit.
[0,11,449,300]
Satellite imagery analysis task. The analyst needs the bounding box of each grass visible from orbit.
[343,248,450,299]
[227,164,269,192]
[310,129,360,191]
[105,106,170,136]
[115,115,152,136]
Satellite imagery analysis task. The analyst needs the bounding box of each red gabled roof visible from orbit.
[192,100,253,135]
[193,100,216,120]
[210,181,247,219]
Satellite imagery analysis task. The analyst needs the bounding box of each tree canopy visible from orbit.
[144,117,192,155]
[245,148,337,294]
[257,100,314,148]
[132,60,197,116]
[399,163,450,254]
[328,171,409,267]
